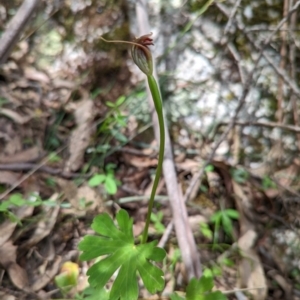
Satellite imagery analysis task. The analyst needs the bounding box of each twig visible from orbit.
[227,42,246,84]
[158,221,173,249]
[219,2,300,98]
[0,0,39,64]
[0,163,89,179]
[261,0,300,47]
[223,0,242,35]
[276,0,289,123]
[217,121,300,133]
[0,146,67,201]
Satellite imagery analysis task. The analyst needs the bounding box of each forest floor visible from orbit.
[1,2,300,300]
[1,43,300,300]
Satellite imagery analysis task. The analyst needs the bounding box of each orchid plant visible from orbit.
[78,33,227,300]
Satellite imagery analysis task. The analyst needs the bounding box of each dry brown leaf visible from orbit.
[267,270,292,297]
[232,181,253,232]
[133,221,145,237]
[52,78,77,89]
[274,162,299,187]
[0,240,17,265]
[176,158,202,172]
[64,99,96,172]
[3,135,22,156]
[31,256,62,292]
[0,292,16,300]
[0,171,19,185]
[24,67,50,84]
[0,108,32,124]
[238,247,267,300]
[0,205,34,247]
[0,241,30,291]
[58,180,105,216]
[231,180,267,299]
[0,146,43,164]
[123,153,158,168]
[7,263,30,291]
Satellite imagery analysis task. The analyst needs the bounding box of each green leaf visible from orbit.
[88,174,106,187]
[48,152,61,162]
[204,291,227,300]
[221,214,233,237]
[170,293,185,300]
[186,276,228,300]
[211,265,222,277]
[79,210,166,300]
[91,88,102,99]
[82,286,110,300]
[262,175,276,189]
[115,96,126,106]
[96,144,110,153]
[0,200,10,211]
[231,168,249,184]
[111,129,128,142]
[205,165,214,172]
[115,115,127,127]
[154,222,165,234]
[106,101,116,108]
[199,276,214,293]
[105,175,117,194]
[203,268,213,278]
[7,211,21,224]
[200,223,213,239]
[220,258,234,267]
[210,211,222,223]
[9,194,26,206]
[224,209,239,219]
[105,163,117,171]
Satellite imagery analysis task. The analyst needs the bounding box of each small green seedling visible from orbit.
[262,175,277,190]
[0,193,45,223]
[75,286,110,300]
[200,222,213,239]
[88,164,120,195]
[98,95,128,143]
[230,167,249,184]
[170,275,227,300]
[150,211,166,234]
[210,209,239,243]
[48,152,62,162]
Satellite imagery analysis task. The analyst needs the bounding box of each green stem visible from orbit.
[141,75,165,244]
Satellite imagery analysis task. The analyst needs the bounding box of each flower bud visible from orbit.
[131,33,153,76]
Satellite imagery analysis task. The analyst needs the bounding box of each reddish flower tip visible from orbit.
[131,33,154,76]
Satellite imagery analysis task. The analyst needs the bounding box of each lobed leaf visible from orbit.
[186,276,228,300]
[79,209,166,300]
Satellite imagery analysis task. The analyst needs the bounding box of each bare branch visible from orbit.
[0,0,39,64]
